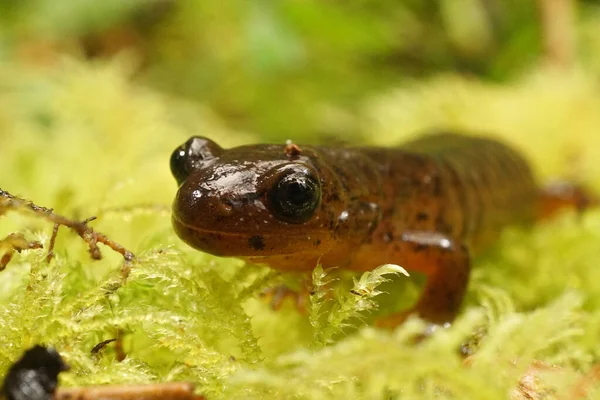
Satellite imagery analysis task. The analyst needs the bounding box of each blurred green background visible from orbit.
[2,0,598,143]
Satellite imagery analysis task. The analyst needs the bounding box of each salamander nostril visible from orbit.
[217,199,234,216]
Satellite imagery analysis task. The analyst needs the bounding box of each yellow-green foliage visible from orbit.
[1,58,600,399]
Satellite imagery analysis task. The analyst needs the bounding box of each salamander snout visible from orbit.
[170,137,335,258]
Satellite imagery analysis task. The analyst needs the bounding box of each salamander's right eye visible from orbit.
[267,169,321,224]
[170,136,223,186]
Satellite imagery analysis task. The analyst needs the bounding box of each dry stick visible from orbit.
[0,188,135,272]
[0,233,44,270]
[53,382,205,400]
[46,223,60,262]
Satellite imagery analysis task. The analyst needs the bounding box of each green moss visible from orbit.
[1,59,600,399]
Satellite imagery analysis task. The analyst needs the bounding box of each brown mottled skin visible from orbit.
[170,134,544,325]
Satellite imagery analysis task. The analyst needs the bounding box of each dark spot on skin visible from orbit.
[416,212,429,221]
[248,235,265,251]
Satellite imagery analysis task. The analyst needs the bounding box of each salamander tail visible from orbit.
[538,180,597,219]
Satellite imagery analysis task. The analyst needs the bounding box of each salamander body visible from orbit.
[170,133,541,324]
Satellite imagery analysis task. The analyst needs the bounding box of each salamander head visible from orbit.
[170,136,344,257]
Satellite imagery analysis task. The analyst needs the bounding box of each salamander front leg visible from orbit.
[377,231,471,328]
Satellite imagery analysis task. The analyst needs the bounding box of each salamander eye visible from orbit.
[170,136,223,186]
[268,171,321,224]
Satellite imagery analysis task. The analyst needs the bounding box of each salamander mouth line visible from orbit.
[172,215,330,254]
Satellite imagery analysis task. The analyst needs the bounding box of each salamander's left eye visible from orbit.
[268,171,321,224]
[170,136,223,186]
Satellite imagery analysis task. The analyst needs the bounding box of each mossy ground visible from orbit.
[1,59,600,399]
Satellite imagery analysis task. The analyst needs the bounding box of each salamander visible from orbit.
[169,133,585,325]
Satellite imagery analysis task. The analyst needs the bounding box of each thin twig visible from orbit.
[46,223,60,263]
[0,233,43,271]
[0,188,135,266]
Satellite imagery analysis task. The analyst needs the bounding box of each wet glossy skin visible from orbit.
[171,133,538,324]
